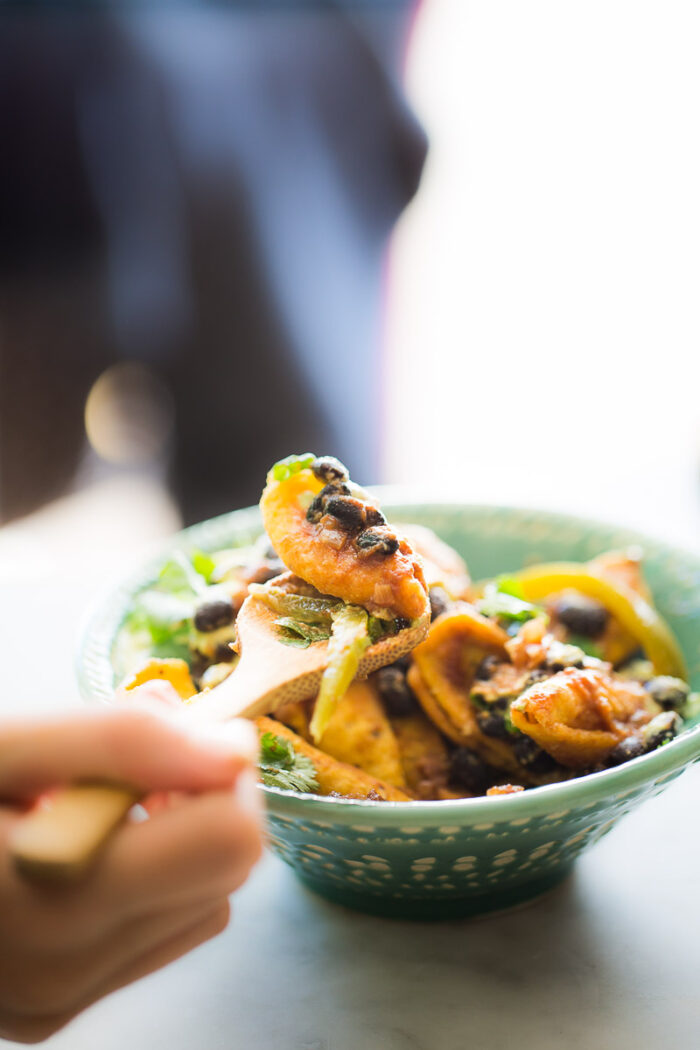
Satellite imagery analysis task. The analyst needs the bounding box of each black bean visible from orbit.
[306,481,351,523]
[306,495,325,523]
[319,481,351,500]
[606,735,645,767]
[247,556,285,584]
[364,505,387,527]
[476,710,511,740]
[641,711,683,751]
[449,748,490,793]
[356,529,400,556]
[324,495,365,531]
[375,666,417,716]
[472,694,508,713]
[310,456,350,484]
[554,593,609,638]
[644,676,690,712]
[193,598,235,632]
[429,586,450,622]
[474,654,500,681]
[512,735,540,765]
[512,735,557,773]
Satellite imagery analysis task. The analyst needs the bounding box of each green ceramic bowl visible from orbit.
[77,498,700,920]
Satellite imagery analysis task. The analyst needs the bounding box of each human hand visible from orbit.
[0,698,262,1043]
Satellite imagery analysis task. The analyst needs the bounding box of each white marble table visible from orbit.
[1,489,699,1050]
[6,777,700,1050]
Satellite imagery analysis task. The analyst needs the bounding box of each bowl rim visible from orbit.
[75,494,700,824]
[258,724,700,825]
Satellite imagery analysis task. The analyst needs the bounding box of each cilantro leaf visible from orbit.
[274,617,332,648]
[259,732,319,793]
[267,453,316,483]
[367,616,401,644]
[494,575,528,600]
[477,585,540,624]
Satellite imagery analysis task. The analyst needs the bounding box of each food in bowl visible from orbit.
[115,455,698,805]
[89,491,700,918]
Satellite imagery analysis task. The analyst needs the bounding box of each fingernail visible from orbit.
[235,768,263,817]
[120,680,183,710]
[190,719,259,762]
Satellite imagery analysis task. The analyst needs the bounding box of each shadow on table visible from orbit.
[219,853,649,1050]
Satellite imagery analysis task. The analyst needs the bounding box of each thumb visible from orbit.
[0,708,258,802]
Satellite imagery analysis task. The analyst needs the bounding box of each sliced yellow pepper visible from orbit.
[507,563,686,679]
[122,658,198,700]
[309,605,371,742]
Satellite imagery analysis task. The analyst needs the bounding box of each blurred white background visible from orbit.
[386,0,700,548]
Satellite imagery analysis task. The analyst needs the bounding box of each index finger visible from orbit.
[0,709,258,801]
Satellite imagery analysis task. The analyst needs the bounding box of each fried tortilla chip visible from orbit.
[274,699,313,741]
[388,710,450,799]
[407,663,521,775]
[588,550,650,666]
[590,549,651,602]
[410,605,508,742]
[510,667,655,767]
[317,681,407,789]
[396,523,472,599]
[255,717,411,801]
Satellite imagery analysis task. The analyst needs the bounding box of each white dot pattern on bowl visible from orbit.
[264,806,653,901]
[262,769,683,904]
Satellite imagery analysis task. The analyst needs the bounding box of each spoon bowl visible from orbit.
[190,570,430,722]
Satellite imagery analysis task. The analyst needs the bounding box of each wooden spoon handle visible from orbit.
[10,784,139,882]
[9,592,428,882]
[8,669,265,882]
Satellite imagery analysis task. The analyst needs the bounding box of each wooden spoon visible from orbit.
[11,579,429,882]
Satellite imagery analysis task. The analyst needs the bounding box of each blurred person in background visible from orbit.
[0,3,426,527]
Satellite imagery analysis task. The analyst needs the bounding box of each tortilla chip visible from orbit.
[590,549,651,601]
[317,681,407,789]
[590,549,651,665]
[510,667,652,767]
[410,605,508,742]
[389,710,450,799]
[396,523,472,599]
[274,700,313,741]
[255,716,411,801]
[407,663,519,774]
